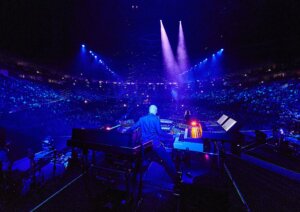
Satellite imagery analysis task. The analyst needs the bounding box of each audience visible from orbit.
[0,64,299,159]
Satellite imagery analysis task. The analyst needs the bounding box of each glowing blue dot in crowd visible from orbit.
[81,44,85,48]
[94,55,97,59]
[212,54,215,57]
[89,50,93,54]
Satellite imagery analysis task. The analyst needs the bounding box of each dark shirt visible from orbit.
[130,113,168,146]
[184,114,191,124]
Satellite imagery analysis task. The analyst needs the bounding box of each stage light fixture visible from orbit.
[205,154,209,160]
[191,121,197,126]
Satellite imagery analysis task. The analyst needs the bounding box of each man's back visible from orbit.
[128,105,179,185]
[138,114,162,143]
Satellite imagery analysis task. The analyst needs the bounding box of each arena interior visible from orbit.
[0,1,300,211]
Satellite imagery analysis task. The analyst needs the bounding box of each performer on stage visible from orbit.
[128,105,181,185]
[184,110,191,124]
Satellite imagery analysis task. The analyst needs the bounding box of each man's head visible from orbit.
[149,105,158,115]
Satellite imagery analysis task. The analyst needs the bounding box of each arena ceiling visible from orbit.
[0,0,299,79]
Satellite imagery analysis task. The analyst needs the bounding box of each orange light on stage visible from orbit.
[191,121,197,126]
[190,123,203,138]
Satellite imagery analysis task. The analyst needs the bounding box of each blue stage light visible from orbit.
[89,50,92,54]
[81,44,85,48]
[217,49,224,55]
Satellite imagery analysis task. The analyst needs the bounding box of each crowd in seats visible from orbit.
[1,71,299,130]
[186,79,300,129]
[0,75,128,157]
[0,66,299,159]
[0,75,60,113]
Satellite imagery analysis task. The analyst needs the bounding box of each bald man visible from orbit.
[129,105,180,184]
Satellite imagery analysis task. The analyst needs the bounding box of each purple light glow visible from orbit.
[205,154,209,160]
[177,21,189,74]
[160,21,179,80]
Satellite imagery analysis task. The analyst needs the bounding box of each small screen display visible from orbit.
[217,115,228,125]
[222,118,237,131]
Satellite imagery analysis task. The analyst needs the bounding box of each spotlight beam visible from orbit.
[177,21,189,74]
[160,20,179,80]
